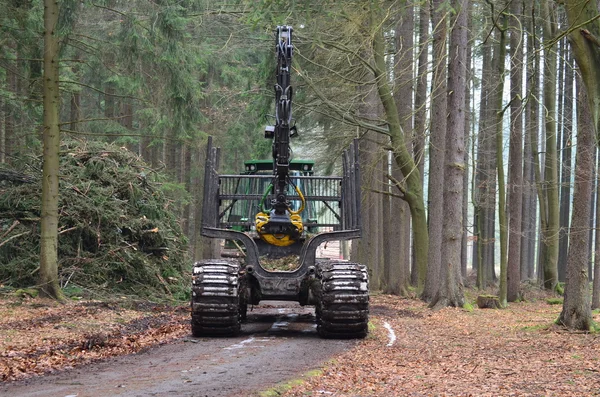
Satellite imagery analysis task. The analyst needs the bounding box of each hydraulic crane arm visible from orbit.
[255,25,305,246]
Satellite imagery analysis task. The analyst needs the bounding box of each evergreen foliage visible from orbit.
[0,140,189,299]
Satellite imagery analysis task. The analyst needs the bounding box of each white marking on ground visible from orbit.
[224,337,255,350]
[269,320,290,331]
[383,321,396,347]
[268,310,302,332]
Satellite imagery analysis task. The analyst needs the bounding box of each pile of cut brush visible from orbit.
[0,140,189,300]
[260,255,301,271]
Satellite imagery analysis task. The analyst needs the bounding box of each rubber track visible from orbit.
[191,259,241,336]
[316,261,369,339]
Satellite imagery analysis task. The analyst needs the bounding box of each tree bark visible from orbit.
[386,4,414,296]
[461,5,472,281]
[430,0,468,309]
[527,8,542,281]
[473,37,493,289]
[412,3,429,287]
[558,50,574,282]
[593,148,600,309]
[541,0,560,290]
[558,77,594,331]
[494,15,508,307]
[564,0,600,139]
[507,0,524,302]
[423,0,448,302]
[4,42,18,164]
[39,0,65,301]
[521,22,535,282]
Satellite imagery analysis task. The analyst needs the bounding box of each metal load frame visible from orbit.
[200,136,362,300]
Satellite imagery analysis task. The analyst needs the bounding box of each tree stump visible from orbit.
[476,295,501,309]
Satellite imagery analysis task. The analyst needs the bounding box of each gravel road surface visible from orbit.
[3,302,356,397]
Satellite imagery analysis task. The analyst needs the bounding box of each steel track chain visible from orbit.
[191,259,241,336]
[315,261,369,339]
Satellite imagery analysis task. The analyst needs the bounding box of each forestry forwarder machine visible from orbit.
[191,26,369,339]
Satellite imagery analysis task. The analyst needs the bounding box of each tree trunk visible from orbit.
[558,77,594,331]
[589,148,597,281]
[39,0,65,301]
[182,144,192,237]
[593,148,600,309]
[386,4,414,296]
[429,0,467,310]
[354,63,381,288]
[564,0,600,141]
[494,16,508,307]
[69,52,81,133]
[473,38,493,289]
[461,6,472,281]
[558,50,574,282]
[541,0,560,291]
[481,25,500,287]
[412,3,429,287]
[371,8,428,293]
[521,25,535,282]
[4,42,17,164]
[527,12,542,280]
[423,0,448,302]
[393,160,411,295]
[484,27,501,286]
[507,0,524,302]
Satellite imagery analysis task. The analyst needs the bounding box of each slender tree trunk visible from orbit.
[182,144,192,237]
[473,38,493,289]
[593,148,600,309]
[528,12,541,280]
[558,77,593,331]
[412,3,429,287]
[461,7,472,280]
[4,43,17,164]
[0,83,3,164]
[483,27,501,286]
[355,73,381,288]
[386,4,414,295]
[423,0,448,302]
[394,160,411,295]
[507,0,524,302]
[555,30,567,279]
[541,0,560,290]
[521,27,535,282]
[494,16,508,307]
[590,147,598,282]
[558,50,574,282]
[70,91,80,133]
[481,26,500,287]
[430,0,468,310]
[39,0,65,301]
[383,157,393,292]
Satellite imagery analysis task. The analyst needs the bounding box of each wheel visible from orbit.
[315,261,369,339]
[191,259,242,337]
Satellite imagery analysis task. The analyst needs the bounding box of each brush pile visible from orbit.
[0,140,189,299]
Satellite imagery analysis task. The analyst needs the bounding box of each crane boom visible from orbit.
[255,25,305,246]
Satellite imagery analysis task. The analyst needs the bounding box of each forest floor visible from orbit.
[1,289,599,396]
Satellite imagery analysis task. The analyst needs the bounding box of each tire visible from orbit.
[315,261,369,339]
[191,259,242,337]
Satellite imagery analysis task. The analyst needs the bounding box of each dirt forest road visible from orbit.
[3,302,356,397]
